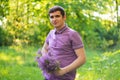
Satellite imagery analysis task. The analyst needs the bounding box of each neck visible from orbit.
[56,23,66,31]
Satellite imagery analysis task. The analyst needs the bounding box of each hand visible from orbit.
[54,68,66,76]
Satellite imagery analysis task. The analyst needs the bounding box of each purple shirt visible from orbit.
[46,25,83,80]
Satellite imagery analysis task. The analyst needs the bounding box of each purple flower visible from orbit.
[35,49,42,61]
[37,49,42,55]
[37,54,60,73]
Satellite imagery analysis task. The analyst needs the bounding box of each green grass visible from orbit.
[0,46,44,80]
[76,48,120,80]
[0,46,120,80]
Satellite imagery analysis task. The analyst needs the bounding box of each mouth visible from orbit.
[53,22,57,25]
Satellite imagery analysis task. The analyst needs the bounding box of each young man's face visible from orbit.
[49,11,66,30]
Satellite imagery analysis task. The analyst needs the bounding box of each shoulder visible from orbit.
[46,29,55,43]
[67,28,79,36]
[47,29,55,36]
[67,28,82,41]
[49,29,55,34]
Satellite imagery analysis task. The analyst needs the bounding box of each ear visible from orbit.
[63,15,66,20]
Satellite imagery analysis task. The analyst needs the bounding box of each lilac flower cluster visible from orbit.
[36,50,60,73]
[37,54,60,73]
[35,49,42,60]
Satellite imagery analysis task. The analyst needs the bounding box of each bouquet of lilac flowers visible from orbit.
[36,50,60,73]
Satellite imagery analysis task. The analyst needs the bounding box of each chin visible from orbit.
[54,25,59,28]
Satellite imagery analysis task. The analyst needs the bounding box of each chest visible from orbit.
[49,34,71,48]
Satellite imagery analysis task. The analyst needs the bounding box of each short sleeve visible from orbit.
[46,31,51,45]
[70,31,84,49]
[46,30,55,45]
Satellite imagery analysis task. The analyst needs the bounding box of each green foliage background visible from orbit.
[0,0,120,50]
[0,0,120,80]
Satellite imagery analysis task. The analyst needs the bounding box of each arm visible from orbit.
[41,42,49,56]
[55,47,86,76]
[41,30,51,55]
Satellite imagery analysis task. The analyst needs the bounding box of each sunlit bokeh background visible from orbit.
[0,0,120,80]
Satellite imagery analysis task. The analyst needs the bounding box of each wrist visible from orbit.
[62,67,69,74]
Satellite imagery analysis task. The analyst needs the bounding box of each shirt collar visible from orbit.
[55,24,68,34]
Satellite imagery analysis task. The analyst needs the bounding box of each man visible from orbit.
[41,6,86,80]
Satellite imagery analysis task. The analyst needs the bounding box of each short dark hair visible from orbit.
[48,6,65,17]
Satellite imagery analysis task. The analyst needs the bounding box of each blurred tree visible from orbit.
[0,0,119,50]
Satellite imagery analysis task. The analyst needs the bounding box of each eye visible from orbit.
[50,16,54,19]
[55,15,60,18]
